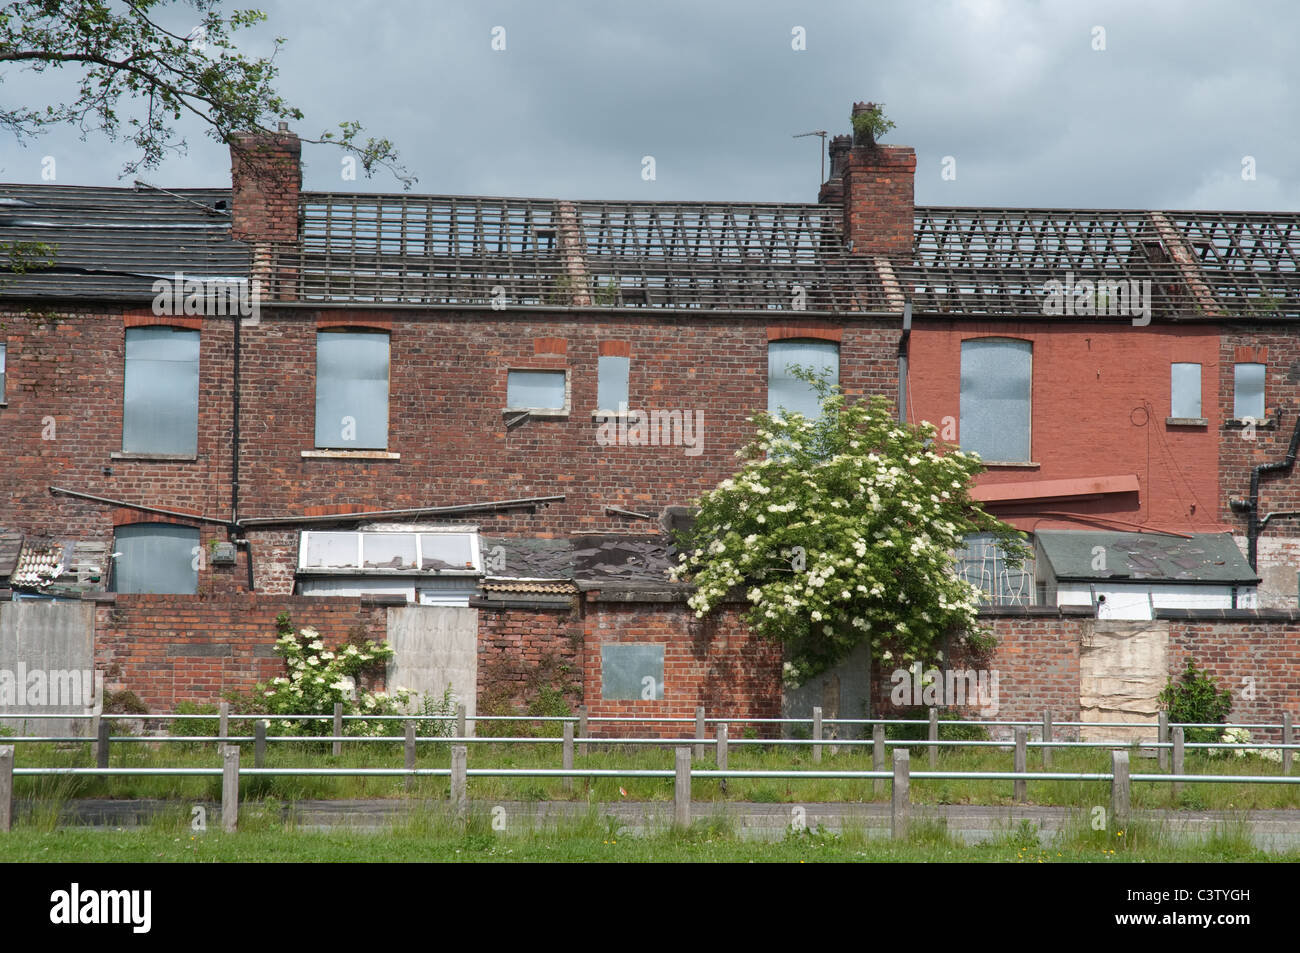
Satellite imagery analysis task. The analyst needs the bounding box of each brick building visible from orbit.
[1,103,1297,734]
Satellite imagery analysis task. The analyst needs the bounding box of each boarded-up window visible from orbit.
[111,523,199,594]
[123,327,199,454]
[1171,362,1202,419]
[316,330,389,449]
[601,644,663,700]
[1234,363,1265,420]
[507,369,566,410]
[960,338,1031,462]
[768,339,838,418]
[597,355,630,412]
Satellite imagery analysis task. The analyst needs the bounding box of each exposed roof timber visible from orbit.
[4,184,1297,318]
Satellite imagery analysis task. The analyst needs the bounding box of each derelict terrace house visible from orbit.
[0,101,1297,737]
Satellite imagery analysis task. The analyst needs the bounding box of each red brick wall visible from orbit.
[0,306,897,594]
[842,144,916,257]
[870,612,1084,727]
[869,610,1299,740]
[582,600,783,737]
[230,131,301,245]
[476,605,583,713]
[1218,327,1300,604]
[908,320,1226,533]
[1167,615,1300,742]
[92,593,386,711]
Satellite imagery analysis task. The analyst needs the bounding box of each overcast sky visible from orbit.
[2,0,1298,210]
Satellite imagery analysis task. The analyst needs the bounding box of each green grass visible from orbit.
[2,804,1295,862]
[9,736,1299,810]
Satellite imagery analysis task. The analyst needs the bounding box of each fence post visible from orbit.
[1042,710,1053,768]
[1111,749,1130,830]
[450,745,467,823]
[96,718,110,769]
[404,720,416,790]
[674,747,691,828]
[812,706,823,764]
[873,725,885,796]
[563,722,575,794]
[578,707,589,756]
[332,702,343,757]
[1283,712,1294,775]
[1014,728,1027,803]
[254,720,267,769]
[89,683,103,757]
[219,701,230,744]
[694,707,706,760]
[1157,711,1169,771]
[456,703,466,740]
[928,707,939,769]
[1172,727,1185,799]
[0,747,13,833]
[716,723,728,794]
[222,745,240,833]
[891,748,910,841]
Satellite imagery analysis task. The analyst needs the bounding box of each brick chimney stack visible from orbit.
[230,123,302,245]
[819,103,915,258]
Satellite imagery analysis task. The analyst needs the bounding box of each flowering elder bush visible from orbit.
[256,617,410,736]
[670,374,1026,686]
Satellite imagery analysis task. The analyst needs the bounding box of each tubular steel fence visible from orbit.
[1,705,1295,834]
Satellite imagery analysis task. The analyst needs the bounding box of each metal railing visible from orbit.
[2,737,1297,836]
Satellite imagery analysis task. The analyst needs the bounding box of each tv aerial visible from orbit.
[793,130,828,184]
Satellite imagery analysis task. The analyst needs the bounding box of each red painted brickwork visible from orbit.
[582,601,783,738]
[92,593,386,711]
[476,605,584,713]
[907,320,1227,533]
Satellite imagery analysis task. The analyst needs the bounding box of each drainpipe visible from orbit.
[1230,413,1300,570]
[231,311,249,589]
[897,300,911,423]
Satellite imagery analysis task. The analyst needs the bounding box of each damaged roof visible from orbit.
[0,184,248,299]
[480,534,679,585]
[5,183,1296,318]
[1035,530,1259,585]
[0,533,111,596]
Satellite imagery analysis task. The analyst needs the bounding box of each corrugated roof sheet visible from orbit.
[3,534,110,595]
